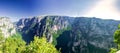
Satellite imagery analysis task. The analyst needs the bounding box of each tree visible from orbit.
[114,24,120,45]
[2,34,26,53]
[0,29,4,53]
[25,36,59,53]
[0,33,59,53]
[110,24,120,53]
[110,48,117,53]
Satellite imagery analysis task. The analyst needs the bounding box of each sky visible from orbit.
[0,0,120,21]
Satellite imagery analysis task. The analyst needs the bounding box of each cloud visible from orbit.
[84,0,120,20]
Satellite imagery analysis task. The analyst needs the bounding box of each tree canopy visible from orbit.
[0,33,59,53]
[110,24,120,53]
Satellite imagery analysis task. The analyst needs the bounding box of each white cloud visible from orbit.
[84,0,120,20]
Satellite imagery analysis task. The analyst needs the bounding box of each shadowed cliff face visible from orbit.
[16,16,73,43]
[16,16,120,53]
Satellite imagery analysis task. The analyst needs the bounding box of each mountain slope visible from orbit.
[16,16,120,53]
[56,17,119,53]
[16,16,73,43]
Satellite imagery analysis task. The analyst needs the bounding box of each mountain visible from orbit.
[56,17,119,53]
[16,16,73,43]
[0,17,16,37]
[16,16,120,53]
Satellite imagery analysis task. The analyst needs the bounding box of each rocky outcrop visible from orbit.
[16,16,73,43]
[16,16,120,53]
[0,17,16,37]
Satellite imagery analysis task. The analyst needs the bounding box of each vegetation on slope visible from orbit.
[52,26,71,45]
[0,32,59,53]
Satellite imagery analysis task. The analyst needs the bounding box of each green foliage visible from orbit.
[0,32,4,52]
[114,30,120,45]
[46,18,53,25]
[25,36,59,53]
[114,24,120,43]
[52,30,65,45]
[0,29,4,41]
[0,29,3,35]
[0,29,4,51]
[11,32,23,39]
[0,32,59,53]
[110,48,117,53]
[115,24,120,45]
[118,24,120,29]
[52,26,71,45]
[110,24,120,53]
[2,33,26,53]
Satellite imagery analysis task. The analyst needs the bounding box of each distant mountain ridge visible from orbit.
[16,16,120,53]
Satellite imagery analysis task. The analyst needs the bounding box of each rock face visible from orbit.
[16,16,73,43]
[56,17,120,53]
[16,16,120,53]
[0,17,16,37]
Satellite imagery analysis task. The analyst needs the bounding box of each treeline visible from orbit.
[0,33,59,53]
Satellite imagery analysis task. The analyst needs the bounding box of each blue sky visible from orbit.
[0,0,120,21]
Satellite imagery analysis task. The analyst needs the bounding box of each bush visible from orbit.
[0,33,59,53]
[25,36,59,53]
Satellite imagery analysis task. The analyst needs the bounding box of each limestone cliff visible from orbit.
[0,17,16,37]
